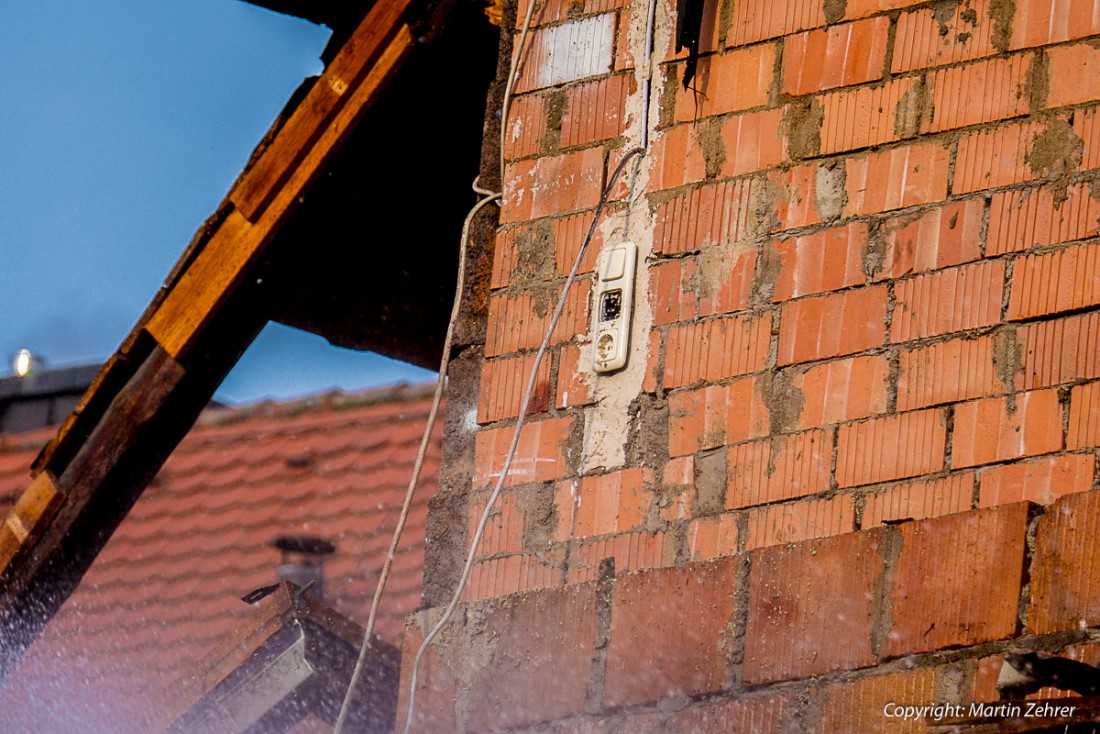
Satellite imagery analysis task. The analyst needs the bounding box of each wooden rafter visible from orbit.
[0,0,440,679]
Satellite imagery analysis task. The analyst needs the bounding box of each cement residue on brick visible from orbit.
[512,221,557,316]
[751,241,782,306]
[862,220,889,279]
[1024,52,1051,111]
[824,0,846,24]
[894,76,931,139]
[991,326,1022,412]
[697,116,727,179]
[543,88,567,151]
[1026,118,1083,205]
[625,393,669,470]
[813,161,847,224]
[989,0,1016,53]
[519,482,559,548]
[693,449,728,515]
[691,241,755,301]
[781,98,824,161]
[763,369,805,436]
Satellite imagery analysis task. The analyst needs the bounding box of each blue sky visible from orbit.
[0,1,432,403]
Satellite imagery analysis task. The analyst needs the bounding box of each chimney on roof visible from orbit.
[272,535,335,600]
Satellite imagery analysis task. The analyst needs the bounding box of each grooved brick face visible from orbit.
[1068,381,1100,448]
[978,453,1095,507]
[666,695,792,734]
[844,143,951,216]
[564,467,653,538]
[485,279,590,357]
[478,353,552,424]
[501,147,605,223]
[835,408,947,487]
[726,429,833,508]
[874,198,985,282]
[397,624,458,733]
[770,222,868,302]
[778,285,887,365]
[926,54,1031,133]
[649,246,757,326]
[896,334,1005,412]
[952,389,1063,468]
[719,108,788,178]
[604,559,737,707]
[668,376,770,456]
[818,77,916,155]
[816,669,937,734]
[467,584,599,732]
[743,529,884,684]
[726,0,824,46]
[891,0,995,73]
[862,472,975,527]
[1007,242,1100,320]
[664,313,772,388]
[988,183,1100,257]
[782,17,890,96]
[673,43,776,121]
[886,503,1029,657]
[890,259,1005,342]
[1018,311,1100,389]
[472,415,576,489]
[561,73,635,149]
[1013,4,1100,52]
[792,353,891,429]
[744,494,856,549]
[1029,490,1100,634]
[953,121,1041,194]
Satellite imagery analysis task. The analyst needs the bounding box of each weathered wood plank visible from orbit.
[228,0,415,222]
[0,473,62,573]
[147,26,415,360]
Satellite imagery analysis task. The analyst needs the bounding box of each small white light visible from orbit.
[13,349,33,377]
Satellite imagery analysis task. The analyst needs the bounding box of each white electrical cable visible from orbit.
[402,147,644,734]
[332,186,500,734]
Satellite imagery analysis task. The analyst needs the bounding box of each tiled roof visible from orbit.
[0,383,442,733]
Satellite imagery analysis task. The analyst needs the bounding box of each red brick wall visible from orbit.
[408,0,1100,728]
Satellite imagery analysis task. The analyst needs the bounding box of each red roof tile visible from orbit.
[0,383,442,734]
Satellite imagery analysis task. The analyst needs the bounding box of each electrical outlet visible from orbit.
[592,242,638,373]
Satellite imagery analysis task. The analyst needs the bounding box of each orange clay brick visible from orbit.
[873,198,985,281]
[891,260,1005,342]
[885,503,1028,656]
[726,429,833,508]
[891,0,996,73]
[836,408,947,487]
[816,670,937,734]
[653,178,757,255]
[1047,43,1100,108]
[1028,491,1100,634]
[485,279,589,357]
[925,54,1031,133]
[556,343,593,409]
[649,247,757,327]
[648,123,708,192]
[685,513,740,562]
[1007,242,1100,320]
[1076,106,1100,170]
[491,226,523,289]
[673,43,776,122]
[1018,311,1100,389]
[501,147,605,223]
[472,415,576,489]
[979,453,1095,507]
[552,209,605,277]
[1010,0,1100,51]
[664,313,772,388]
[818,77,917,155]
[897,334,1005,412]
[782,17,890,96]
[719,107,787,177]
[503,92,547,160]
[564,468,653,539]
[777,285,888,365]
[566,530,673,583]
[770,222,868,302]
[843,143,951,217]
[988,183,1100,256]
[952,389,1063,468]
[560,73,635,148]
[468,490,527,559]
[1068,380,1100,449]
[478,352,552,424]
[725,0,825,46]
[668,376,770,456]
[768,163,824,231]
[862,472,975,527]
[744,530,883,685]
[461,551,564,603]
[744,494,855,549]
[953,120,1041,194]
[843,0,931,19]
[793,354,890,429]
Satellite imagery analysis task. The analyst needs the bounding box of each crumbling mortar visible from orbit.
[882,13,900,82]
[585,557,616,713]
[828,424,841,492]
[769,37,785,108]
[871,524,902,658]
[989,0,1016,54]
[946,139,958,198]
[885,346,901,414]
[1058,385,1072,449]
[884,280,897,350]
[852,490,867,530]
[726,553,753,692]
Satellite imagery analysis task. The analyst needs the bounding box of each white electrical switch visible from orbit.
[592,242,638,373]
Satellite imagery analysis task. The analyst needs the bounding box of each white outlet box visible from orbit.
[591,242,638,373]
